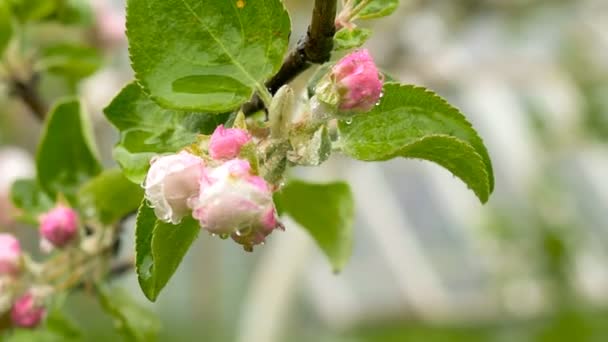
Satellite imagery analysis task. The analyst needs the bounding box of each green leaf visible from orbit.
[135,202,200,302]
[45,308,82,340]
[10,179,54,224]
[275,180,354,272]
[334,27,372,51]
[54,0,94,26]
[39,44,102,80]
[354,0,399,20]
[36,99,102,202]
[8,0,57,21]
[338,83,494,203]
[0,1,13,56]
[104,82,228,183]
[78,169,144,225]
[126,0,291,112]
[97,285,160,341]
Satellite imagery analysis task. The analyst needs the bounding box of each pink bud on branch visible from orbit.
[11,293,46,328]
[0,234,21,276]
[315,49,383,116]
[39,205,79,249]
[144,152,205,224]
[208,125,252,160]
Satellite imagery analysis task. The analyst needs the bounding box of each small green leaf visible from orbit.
[126,0,291,112]
[36,99,102,203]
[54,0,94,26]
[97,285,160,341]
[354,0,399,20]
[276,180,354,272]
[39,44,102,80]
[78,169,144,225]
[104,82,227,183]
[135,202,200,302]
[10,179,54,224]
[0,1,13,56]
[334,27,372,51]
[338,83,494,203]
[45,308,82,340]
[8,0,57,21]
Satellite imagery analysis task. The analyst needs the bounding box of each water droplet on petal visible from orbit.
[219,233,229,240]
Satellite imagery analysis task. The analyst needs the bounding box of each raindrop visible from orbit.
[219,233,229,240]
[345,118,353,125]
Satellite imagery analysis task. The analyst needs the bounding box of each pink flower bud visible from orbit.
[39,205,79,249]
[145,152,205,224]
[321,49,383,113]
[208,125,251,160]
[0,234,21,275]
[192,159,279,250]
[11,293,46,328]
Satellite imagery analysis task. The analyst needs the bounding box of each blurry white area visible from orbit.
[0,148,35,226]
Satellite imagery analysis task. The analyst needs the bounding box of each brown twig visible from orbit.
[242,0,338,115]
[10,75,48,120]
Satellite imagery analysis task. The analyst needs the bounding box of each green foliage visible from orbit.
[334,27,372,51]
[36,99,102,203]
[8,0,57,22]
[338,83,494,203]
[126,0,291,112]
[104,82,227,183]
[0,1,12,56]
[78,169,144,225]
[135,202,200,302]
[354,0,399,20]
[97,285,160,341]
[39,44,102,80]
[275,180,354,272]
[10,179,54,224]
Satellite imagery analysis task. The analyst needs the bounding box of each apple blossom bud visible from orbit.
[145,152,205,224]
[11,292,46,328]
[0,234,21,275]
[315,49,383,115]
[208,125,252,160]
[39,205,79,249]
[192,159,279,250]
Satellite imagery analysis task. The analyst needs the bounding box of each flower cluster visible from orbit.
[144,125,281,251]
[0,204,80,329]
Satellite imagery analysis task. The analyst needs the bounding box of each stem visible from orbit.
[242,0,338,115]
[10,75,47,121]
[345,0,372,21]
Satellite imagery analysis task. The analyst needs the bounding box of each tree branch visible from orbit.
[10,75,48,121]
[242,0,337,115]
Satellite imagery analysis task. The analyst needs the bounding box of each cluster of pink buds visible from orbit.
[0,234,46,328]
[0,203,79,329]
[145,125,281,251]
[314,49,383,117]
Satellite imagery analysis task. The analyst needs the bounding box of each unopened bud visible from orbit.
[315,49,383,116]
[11,292,46,328]
[0,234,21,276]
[39,205,78,249]
[208,125,252,160]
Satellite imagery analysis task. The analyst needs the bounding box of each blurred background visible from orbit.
[2,0,608,340]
